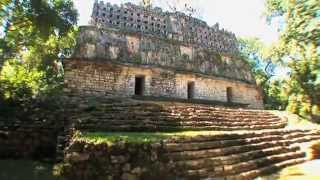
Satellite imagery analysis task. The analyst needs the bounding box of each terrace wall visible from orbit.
[64,59,263,109]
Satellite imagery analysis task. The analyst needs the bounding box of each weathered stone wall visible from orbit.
[73,26,255,83]
[0,97,66,159]
[65,95,285,132]
[0,128,59,159]
[59,129,320,180]
[64,59,263,109]
[60,139,170,180]
[91,1,238,54]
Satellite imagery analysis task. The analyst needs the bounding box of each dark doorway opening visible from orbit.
[187,82,195,99]
[135,76,145,96]
[227,87,233,103]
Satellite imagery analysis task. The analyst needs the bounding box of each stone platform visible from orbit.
[56,96,320,180]
[67,96,284,132]
[60,129,320,180]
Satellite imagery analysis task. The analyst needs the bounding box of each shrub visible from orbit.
[0,59,62,104]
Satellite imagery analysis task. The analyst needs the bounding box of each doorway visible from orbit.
[226,87,233,103]
[135,76,145,96]
[187,82,195,99]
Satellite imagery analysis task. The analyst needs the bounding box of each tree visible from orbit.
[0,0,78,61]
[238,37,287,110]
[0,0,78,103]
[264,0,320,120]
[238,37,275,79]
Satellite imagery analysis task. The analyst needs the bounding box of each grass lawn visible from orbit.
[0,160,62,180]
[74,131,225,145]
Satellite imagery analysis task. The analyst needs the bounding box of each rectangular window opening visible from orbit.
[227,87,233,103]
[187,82,195,99]
[135,76,145,96]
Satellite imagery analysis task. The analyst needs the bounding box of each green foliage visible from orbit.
[0,60,47,102]
[265,0,320,120]
[239,37,286,110]
[0,0,78,104]
[265,80,288,109]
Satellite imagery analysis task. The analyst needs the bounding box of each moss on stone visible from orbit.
[181,53,190,61]
[131,53,142,64]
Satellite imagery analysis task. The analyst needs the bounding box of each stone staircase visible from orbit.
[161,129,320,179]
[60,96,320,179]
[70,98,287,131]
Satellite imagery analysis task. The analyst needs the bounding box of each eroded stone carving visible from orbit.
[65,1,263,108]
[91,1,238,54]
[74,26,254,83]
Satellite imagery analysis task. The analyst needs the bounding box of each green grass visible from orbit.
[74,131,223,145]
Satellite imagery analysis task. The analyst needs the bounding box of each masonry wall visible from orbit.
[64,59,263,109]
[0,97,66,159]
[73,26,255,83]
[91,1,238,54]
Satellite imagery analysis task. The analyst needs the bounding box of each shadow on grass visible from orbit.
[0,160,63,180]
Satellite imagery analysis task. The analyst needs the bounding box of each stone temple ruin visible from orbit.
[91,1,238,54]
[65,0,263,108]
[1,1,320,180]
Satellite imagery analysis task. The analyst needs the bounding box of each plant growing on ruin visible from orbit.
[131,53,142,64]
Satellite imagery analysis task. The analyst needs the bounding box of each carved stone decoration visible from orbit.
[91,1,239,54]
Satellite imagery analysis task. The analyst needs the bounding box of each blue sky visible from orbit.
[73,0,280,45]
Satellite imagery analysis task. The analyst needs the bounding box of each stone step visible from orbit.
[173,145,300,170]
[289,135,320,144]
[78,116,284,126]
[176,113,278,119]
[97,110,280,120]
[164,130,320,151]
[162,110,276,116]
[164,129,313,143]
[165,135,280,152]
[165,134,297,152]
[79,99,275,115]
[165,109,277,117]
[80,119,286,128]
[82,104,277,115]
[76,123,286,131]
[76,117,283,124]
[70,99,288,132]
[179,116,282,122]
[80,107,279,116]
[165,135,320,161]
[183,151,305,178]
[216,150,305,175]
[222,157,307,180]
